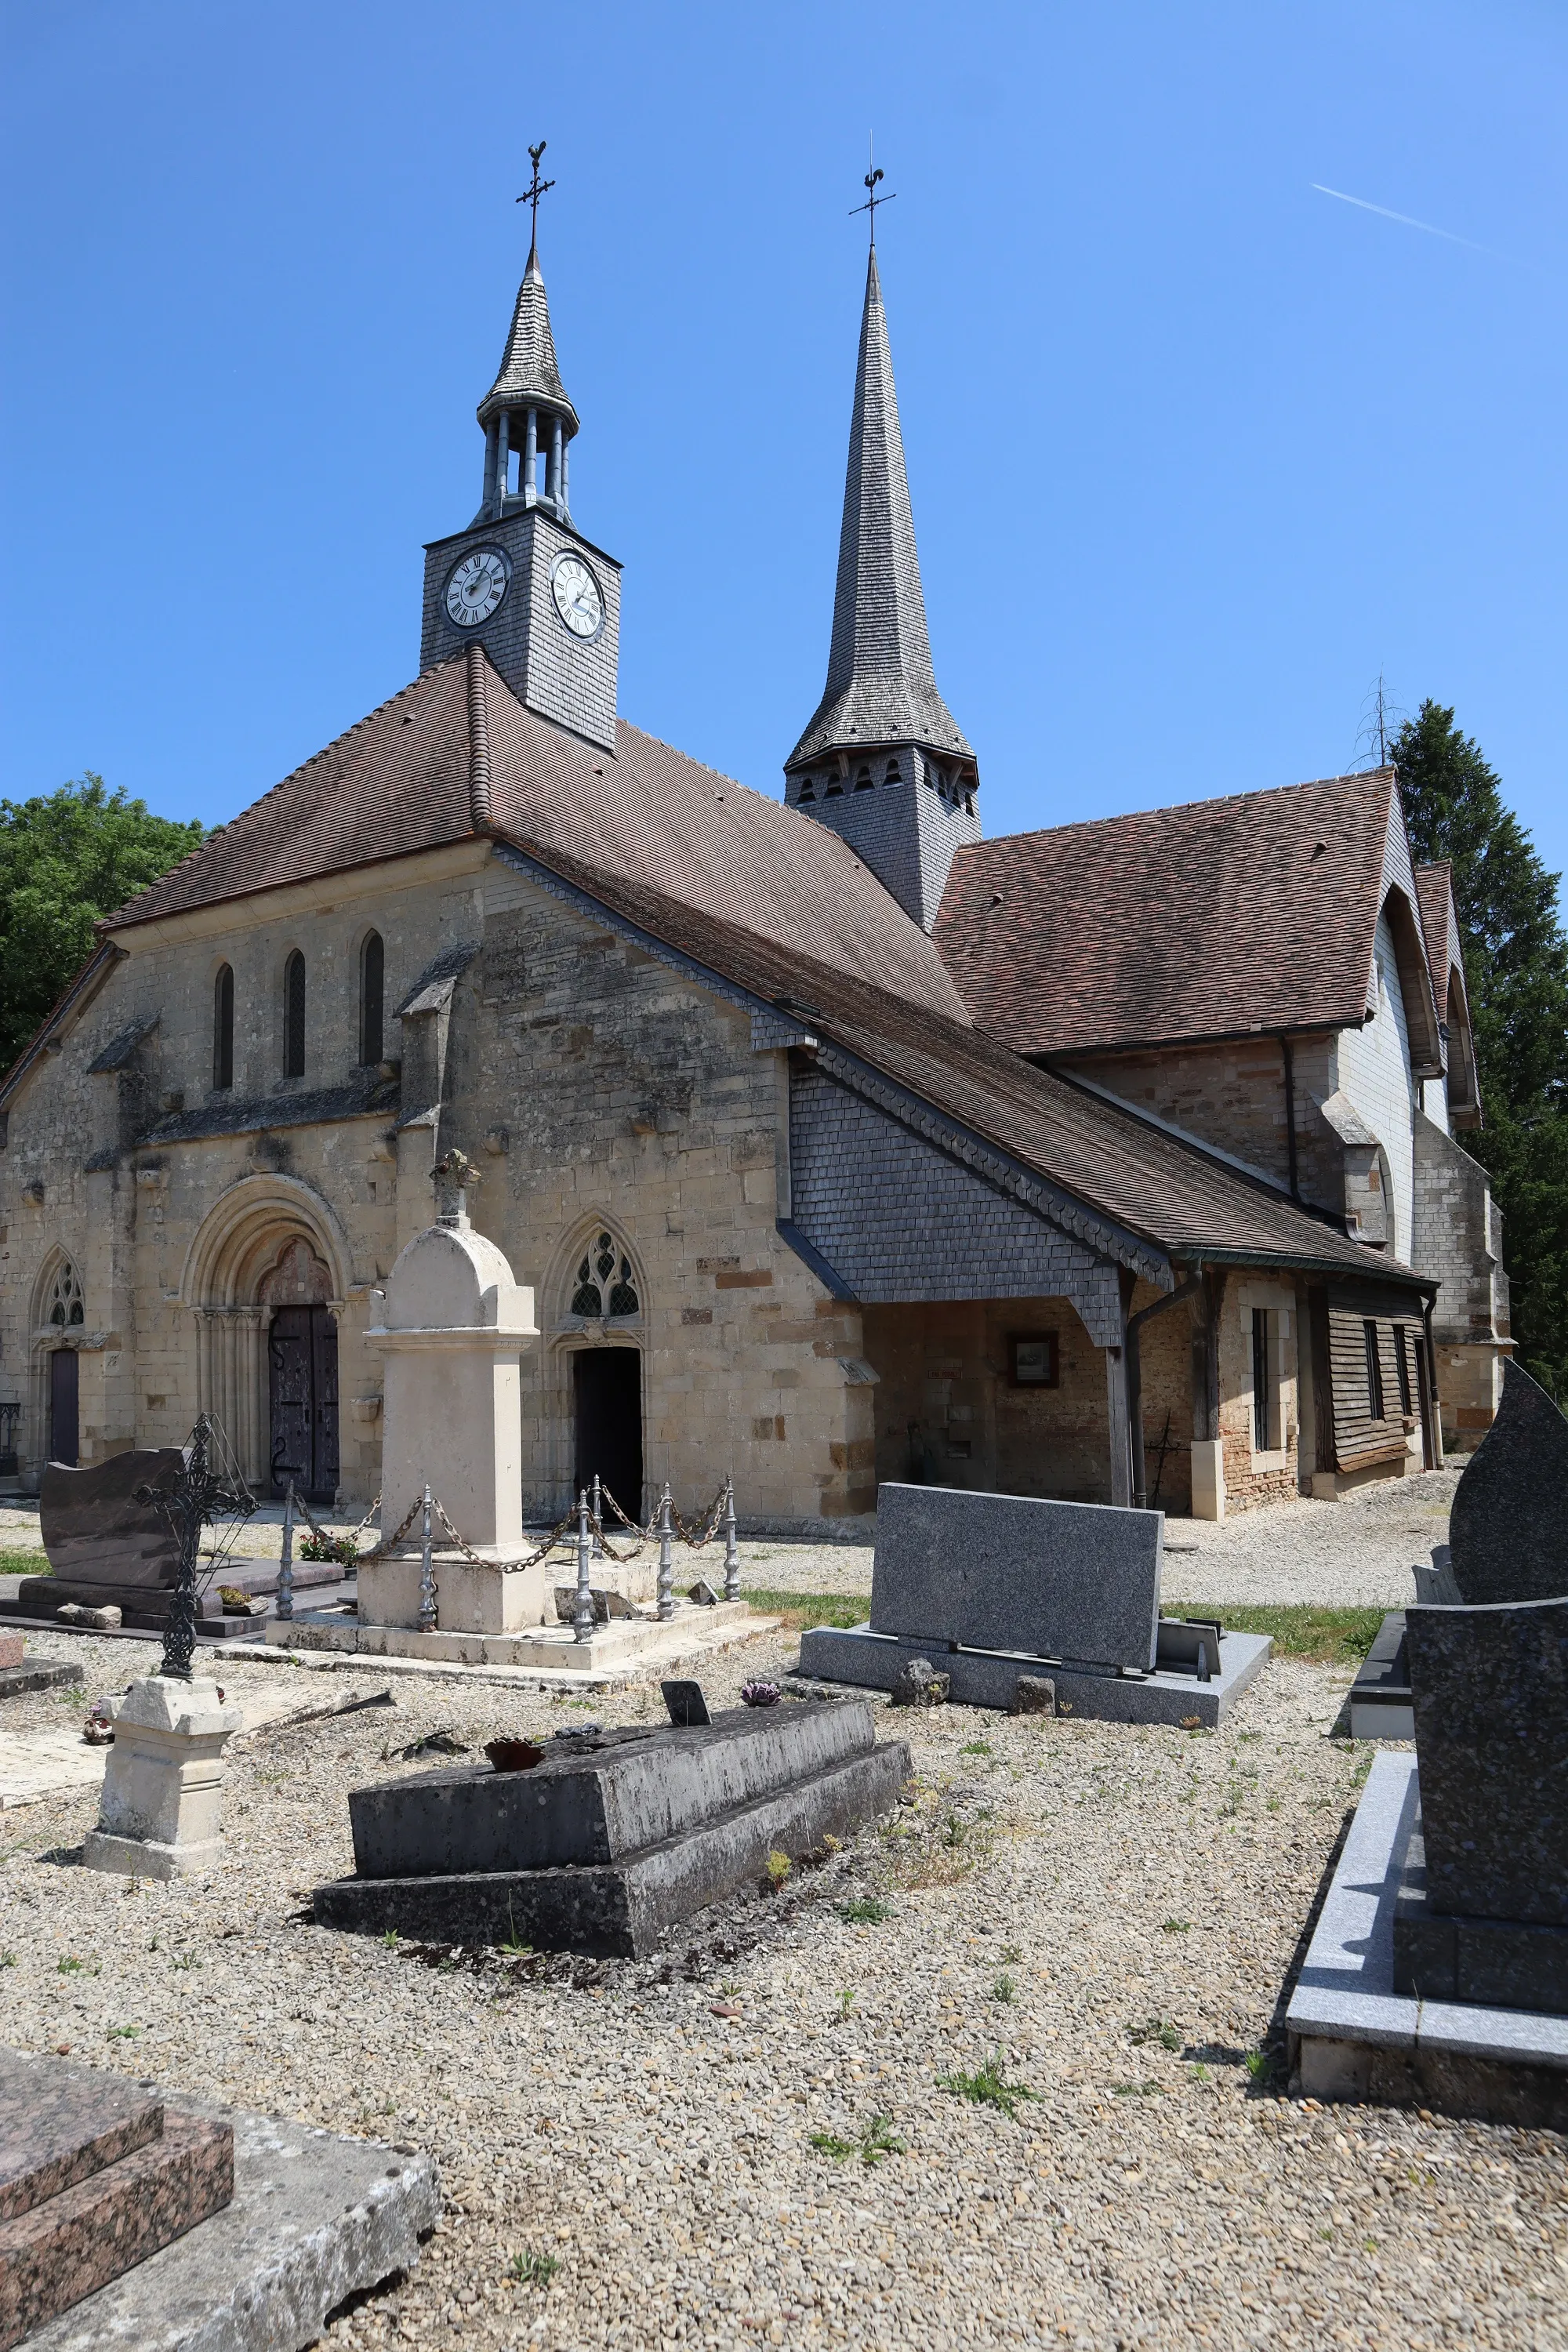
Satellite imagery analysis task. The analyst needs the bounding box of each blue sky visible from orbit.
[3,2,1565,909]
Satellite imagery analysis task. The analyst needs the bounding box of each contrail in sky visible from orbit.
[1311,183,1512,264]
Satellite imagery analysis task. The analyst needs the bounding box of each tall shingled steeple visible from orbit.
[785,241,979,931]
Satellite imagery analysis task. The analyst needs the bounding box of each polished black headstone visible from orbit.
[1405,1595,1568,1931]
[1448,1359,1568,1606]
[662,1679,710,1727]
[38,1450,184,1589]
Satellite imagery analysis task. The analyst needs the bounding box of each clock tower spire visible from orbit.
[784,182,978,931]
[419,146,621,753]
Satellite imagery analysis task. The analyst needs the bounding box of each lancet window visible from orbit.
[44,1258,85,1329]
[571,1232,640,1319]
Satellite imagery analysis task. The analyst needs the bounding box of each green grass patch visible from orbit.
[937,2052,1039,2122]
[741,1588,869,1632]
[1176,1603,1383,1666]
[0,1551,49,1577]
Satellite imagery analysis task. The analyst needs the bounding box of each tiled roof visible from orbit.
[933,771,1409,1056]
[495,830,1427,1287]
[101,655,973,1026]
[1414,862,1461,985]
[786,250,971,770]
[93,660,1424,1282]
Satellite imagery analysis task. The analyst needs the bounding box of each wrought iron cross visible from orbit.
[850,161,896,245]
[137,1414,253,1681]
[517,141,557,253]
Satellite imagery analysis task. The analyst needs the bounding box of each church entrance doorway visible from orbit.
[49,1349,78,1467]
[573,1350,642,1523]
[268,1307,339,1502]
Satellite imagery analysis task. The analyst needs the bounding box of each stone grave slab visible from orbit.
[1286,1752,1568,2126]
[0,2048,233,2347]
[0,1638,81,1704]
[800,1480,1263,1722]
[3,2053,437,2352]
[315,1699,909,1955]
[867,1483,1162,1671]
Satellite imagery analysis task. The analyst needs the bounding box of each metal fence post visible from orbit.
[277,1479,296,1622]
[723,1476,740,1603]
[590,1472,603,1559]
[417,1483,437,1634]
[573,1488,595,1643]
[657,1483,675,1622]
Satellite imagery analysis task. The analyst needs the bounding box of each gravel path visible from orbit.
[3,1467,1455,1614]
[736,1470,1459,1612]
[0,1619,1559,2351]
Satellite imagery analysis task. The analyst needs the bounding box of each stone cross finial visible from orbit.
[432,1149,477,1228]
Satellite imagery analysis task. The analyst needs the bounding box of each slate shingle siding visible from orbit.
[788,1062,1123,1344]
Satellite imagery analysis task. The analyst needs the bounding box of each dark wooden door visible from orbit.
[573,1350,643,1523]
[268,1305,339,1502]
[49,1349,78,1467]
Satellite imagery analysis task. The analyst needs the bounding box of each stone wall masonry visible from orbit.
[1066,1035,1342,1213]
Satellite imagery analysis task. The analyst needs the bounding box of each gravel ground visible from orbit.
[2,1466,1456,1613]
[1,1618,1560,2352]
[736,1470,1460,1612]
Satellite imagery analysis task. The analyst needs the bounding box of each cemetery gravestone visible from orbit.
[799,1481,1269,1725]
[315,1697,909,1955]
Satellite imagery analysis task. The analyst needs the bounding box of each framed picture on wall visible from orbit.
[1008,1332,1059,1388]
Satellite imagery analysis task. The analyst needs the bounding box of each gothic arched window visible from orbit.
[853,764,873,791]
[359,931,384,1067]
[212,964,234,1091]
[884,757,902,784]
[283,951,306,1078]
[45,1258,84,1329]
[572,1232,640,1319]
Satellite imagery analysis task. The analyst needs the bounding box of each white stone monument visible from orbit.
[360,1151,546,1634]
[82,1675,244,1880]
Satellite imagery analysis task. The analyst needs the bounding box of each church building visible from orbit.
[0,188,1508,1528]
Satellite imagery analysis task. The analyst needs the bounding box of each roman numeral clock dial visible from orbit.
[551,554,604,640]
[445,548,510,627]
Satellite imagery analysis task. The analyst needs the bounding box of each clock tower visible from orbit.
[784,241,978,931]
[420,162,621,754]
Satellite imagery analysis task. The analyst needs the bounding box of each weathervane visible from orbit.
[850,137,895,246]
[517,140,557,258]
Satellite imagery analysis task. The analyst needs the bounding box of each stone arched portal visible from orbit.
[180,1177,351,1497]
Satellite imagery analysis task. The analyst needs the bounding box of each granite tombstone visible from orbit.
[1447,1359,1568,1605]
[797,1479,1270,1724]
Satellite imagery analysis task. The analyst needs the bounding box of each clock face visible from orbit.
[551,554,604,641]
[445,548,510,628]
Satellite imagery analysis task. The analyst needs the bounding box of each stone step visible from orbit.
[0,2107,233,2348]
[345,1699,878,1880]
[315,1734,912,1957]
[0,2051,162,2223]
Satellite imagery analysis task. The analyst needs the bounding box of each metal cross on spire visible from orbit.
[517,140,557,260]
[850,137,896,246]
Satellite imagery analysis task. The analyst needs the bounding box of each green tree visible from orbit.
[1390,702,1568,1396]
[0,775,205,1073]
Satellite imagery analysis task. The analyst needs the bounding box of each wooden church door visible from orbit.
[260,1240,339,1503]
[267,1308,339,1501]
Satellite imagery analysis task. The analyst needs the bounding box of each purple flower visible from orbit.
[740,1681,781,1709]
